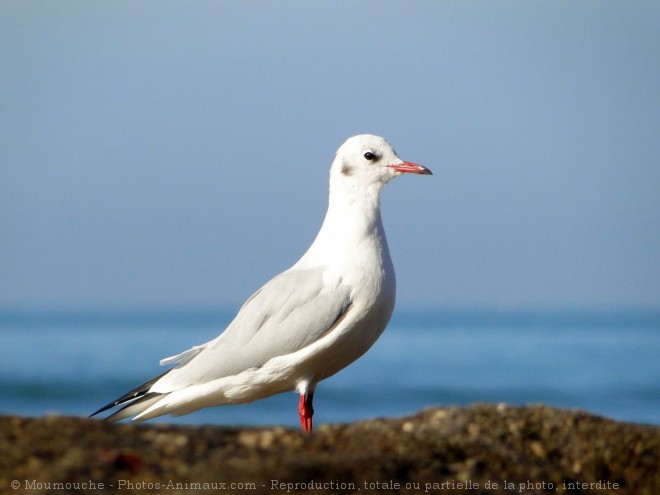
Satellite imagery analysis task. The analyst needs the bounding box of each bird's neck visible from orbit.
[296,178,387,268]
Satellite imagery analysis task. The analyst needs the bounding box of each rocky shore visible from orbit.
[1,404,658,495]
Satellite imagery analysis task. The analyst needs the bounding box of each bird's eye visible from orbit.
[363,151,377,161]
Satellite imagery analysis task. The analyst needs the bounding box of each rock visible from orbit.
[0,404,657,494]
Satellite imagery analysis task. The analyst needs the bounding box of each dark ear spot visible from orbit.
[341,162,354,176]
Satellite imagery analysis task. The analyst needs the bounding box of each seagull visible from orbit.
[91,134,431,432]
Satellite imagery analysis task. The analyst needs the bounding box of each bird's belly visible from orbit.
[310,252,397,381]
[309,293,395,383]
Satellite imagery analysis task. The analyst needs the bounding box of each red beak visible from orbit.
[388,161,433,175]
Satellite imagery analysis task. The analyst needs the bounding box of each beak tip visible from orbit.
[390,161,433,176]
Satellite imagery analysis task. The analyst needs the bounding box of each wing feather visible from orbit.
[150,268,351,393]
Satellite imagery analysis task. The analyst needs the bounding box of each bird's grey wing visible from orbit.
[151,268,352,392]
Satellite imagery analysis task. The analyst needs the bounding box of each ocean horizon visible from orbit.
[1,307,658,428]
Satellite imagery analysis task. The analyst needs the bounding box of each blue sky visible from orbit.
[2,1,659,311]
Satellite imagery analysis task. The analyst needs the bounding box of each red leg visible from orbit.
[298,391,314,433]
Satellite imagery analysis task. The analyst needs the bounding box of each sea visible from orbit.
[1,308,658,428]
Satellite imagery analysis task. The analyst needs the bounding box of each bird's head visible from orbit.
[331,134,432,189]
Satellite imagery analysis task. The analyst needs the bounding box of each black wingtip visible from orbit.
[90,369,170,419]
[90,400,120,418]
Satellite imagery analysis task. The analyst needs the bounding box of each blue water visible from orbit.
[1,309,658,427]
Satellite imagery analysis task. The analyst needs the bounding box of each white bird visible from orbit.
[92,134,431,432]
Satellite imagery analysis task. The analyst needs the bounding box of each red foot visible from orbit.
[298,392,314,433]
